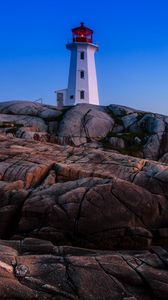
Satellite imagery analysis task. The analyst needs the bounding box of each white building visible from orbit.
[55,22,99,106]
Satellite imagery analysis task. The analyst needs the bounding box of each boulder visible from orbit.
[0,113,47,132]
[143,134,161,160]
[0,101,167,162]
[57,104,114,146]
[122,113,138,128]
[0,101,62,120]
[112,124,124,133]
[138,114,165,134]
[108,104,135,117]
[159,132,168,157]
[108,136,125,149]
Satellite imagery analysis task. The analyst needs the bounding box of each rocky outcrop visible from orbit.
[0,101,168,161]
[0,134,168,250]
[0,101,62,120]
[18,176,165,249]
[0,238,167,300]
[0,100,168,299]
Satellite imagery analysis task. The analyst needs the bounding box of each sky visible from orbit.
[0,0,168,114]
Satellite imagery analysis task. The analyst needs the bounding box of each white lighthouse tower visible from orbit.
[56,23,99,106]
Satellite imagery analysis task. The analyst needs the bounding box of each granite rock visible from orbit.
[0,238,167,299]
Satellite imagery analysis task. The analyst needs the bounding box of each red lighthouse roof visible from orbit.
[72,22,93,43]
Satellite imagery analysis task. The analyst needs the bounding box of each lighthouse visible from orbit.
[56,23,99,106]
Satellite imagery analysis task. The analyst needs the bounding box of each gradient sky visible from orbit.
[0,0,168,114]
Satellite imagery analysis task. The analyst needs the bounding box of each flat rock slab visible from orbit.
[0,134,168,248]
[18,176,167,249]
[0,238,167,300]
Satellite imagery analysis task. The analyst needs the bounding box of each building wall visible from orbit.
[66,42,99,105]
[87,45,99,105]
[65,45,77,106]
[75,44,89,104]
[56,89,67,107]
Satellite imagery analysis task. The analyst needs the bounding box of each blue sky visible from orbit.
[0,0,168,114]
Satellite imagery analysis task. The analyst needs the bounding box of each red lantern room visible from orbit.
[72,22,93,43]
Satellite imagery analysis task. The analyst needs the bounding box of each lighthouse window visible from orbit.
[80,51,85,60]
[80,70,84,79]
[80,90,85,99]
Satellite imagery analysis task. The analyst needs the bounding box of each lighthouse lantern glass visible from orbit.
[72,22,93,43]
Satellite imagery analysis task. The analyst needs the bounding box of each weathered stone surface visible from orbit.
[160,152,168,163]
[112,124,125,133]
[122,113,138,128]
[108,104,135,116]
[0,156,54,189]
[0,134,168,249]
[57,104,114,145]
[0,101,168,161]
[108,136,125,149]
[1,134,168,195]
[0,186,28,238]
[17,175,167,249]
[43,170,56,187]
[0,101,62,120]
[48,120,58,134]
[143,134,162,160]
[138,114,165,134]
[0,100,168,299]
[0,113,47,132]
[160,132,168,157]
[0,238,167,300]
[16,128,50,142]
